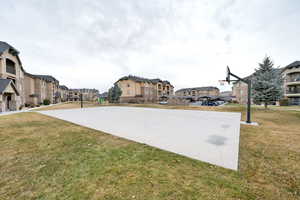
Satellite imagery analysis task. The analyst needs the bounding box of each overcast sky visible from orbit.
[1,0,300,92]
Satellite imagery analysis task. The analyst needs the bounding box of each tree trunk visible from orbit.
[264,102,268,109]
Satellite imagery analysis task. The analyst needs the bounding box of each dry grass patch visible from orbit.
[0,105,299,199]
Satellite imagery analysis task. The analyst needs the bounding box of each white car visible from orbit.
[159,101,168,105]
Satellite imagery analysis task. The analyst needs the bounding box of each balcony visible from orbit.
[286,77,300,86]
[285,89,300,97]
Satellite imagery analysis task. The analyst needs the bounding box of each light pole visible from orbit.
[226,66,252,124]
[80,93,83,108]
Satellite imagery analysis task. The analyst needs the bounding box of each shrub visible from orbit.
[279,98,289,106]
[43,99,51,105]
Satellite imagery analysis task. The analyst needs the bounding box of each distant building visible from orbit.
[58,85,69,102]
[282,61,300,105]
[175,87,220,97]
[232,80,249,104]
[24,73,60,105]
[232,62,300,105]
[219,91,234,102]
[116,75,174,103]
[69,88,99,101]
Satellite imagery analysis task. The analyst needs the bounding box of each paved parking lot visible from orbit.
[38,106,241,170]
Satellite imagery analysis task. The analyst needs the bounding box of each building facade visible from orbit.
[282,61,300,105]
[232,61,300,105]
[232,81,249,104]
[0,41,70,112]
[68,88,99,101]
[58,85,69,102]
[0,42,25,112]
[24,73,60,105]
[116,75,174,103]
[175,87,220,97]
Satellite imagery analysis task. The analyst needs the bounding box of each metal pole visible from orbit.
[227,66,252,124]
[246,80,251,123]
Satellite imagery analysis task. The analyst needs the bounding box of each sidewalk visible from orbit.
[0,103,62,117]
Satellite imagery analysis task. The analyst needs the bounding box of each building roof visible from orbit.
[34,75,59,83]
[59,85,68,90]
[0,41,19,55]
[117,75,173,86]
[0,79,19,95]
[0,41,24,71]
[284,61,300,69]
[176,86,219,93]
[25,72,59,83]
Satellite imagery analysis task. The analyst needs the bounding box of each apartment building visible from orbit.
[232,61,300,105]
[0,41,68,112]
[59,85,69,102]
[282,61,300,105]
[116,75,174,103]
[232,81,249,104]
[68,88,99,101]
[0,41,25,112]
[24,73,60,105]
[175,87,220,97]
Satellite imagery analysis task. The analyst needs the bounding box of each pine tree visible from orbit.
[108,83,122,103]
[252,56,283,108]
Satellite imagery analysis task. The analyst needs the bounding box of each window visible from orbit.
[158,84,161,89]
[6,59,16,74]
[127,84,130,87]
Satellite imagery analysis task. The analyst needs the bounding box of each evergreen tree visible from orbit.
[108,83,122,103]
[252,56,283,108]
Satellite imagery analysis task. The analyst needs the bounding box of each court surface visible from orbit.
[38,106,241,170]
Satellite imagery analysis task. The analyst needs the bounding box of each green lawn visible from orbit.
[0,105,299,199]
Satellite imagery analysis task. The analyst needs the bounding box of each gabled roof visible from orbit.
[25,72,59,83]
[0,41,19,55]
[59,85,68,90]
[117,75,173,86]
[0,79,19,95]
[0,41,24,71]
[34,75,59,83]
[285,61,300,69]
[176,86,219,93]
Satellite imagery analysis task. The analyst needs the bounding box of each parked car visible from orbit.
[159,101,168,105]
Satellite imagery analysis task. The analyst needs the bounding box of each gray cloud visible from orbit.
[1,0,300,92]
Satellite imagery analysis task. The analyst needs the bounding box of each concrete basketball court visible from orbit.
[38,106,241,170]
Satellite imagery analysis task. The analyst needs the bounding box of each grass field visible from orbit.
[0,104,299,199]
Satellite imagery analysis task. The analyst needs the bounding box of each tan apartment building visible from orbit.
[0,41,25,112]
[175,87,220,97]
[232,81,249,104]
[24,73,60,105]
[116,75,174,103]
[282,61,300,105]
[69,88,99,101]
[58,85,69,102]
